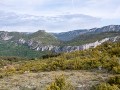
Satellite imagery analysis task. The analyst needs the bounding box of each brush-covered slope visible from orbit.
[0,31,29,41]
[0,41,49,58]
[29,30,60,45]
[0,41,120,90]
[0,30,60,45]
[55,25,120,42]
[0,30,60,57]
[0,30,61,58]
[63,31,120,46]
[53,29,88,41]
[0,41,120,77]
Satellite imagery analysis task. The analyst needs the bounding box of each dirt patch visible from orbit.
[0,70,111,90]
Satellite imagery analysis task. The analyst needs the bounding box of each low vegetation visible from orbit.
[46,75,75,90]
[63,32,120,46]
[0,41,120,89]
[0,41,49,58]
[92,75,120,90]
[14,42,120,73]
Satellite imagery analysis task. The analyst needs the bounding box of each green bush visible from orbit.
[92,83,119,90]
[46,75,75,90]
[108,76,120,88]
[112,66,120,74]
[92,76,120,90]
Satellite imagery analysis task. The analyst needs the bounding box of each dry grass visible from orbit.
[0,70,112,90]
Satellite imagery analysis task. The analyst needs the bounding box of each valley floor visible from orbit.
[0,70,112,90]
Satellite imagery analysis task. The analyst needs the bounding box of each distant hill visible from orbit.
[0,30,59,58]
[54,25,120,41]
[53,29,88,41]
[0,41,49,58]
[0,25,120,58]
[29,30,60,45]
[63,32,120,46]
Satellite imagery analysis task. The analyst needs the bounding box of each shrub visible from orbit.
[108,76,120,88]
[46,75,75,90]
[92,76,120,90]
[112,66,120,74]
[92,83,119,90]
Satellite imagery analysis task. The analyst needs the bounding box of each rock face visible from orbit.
[17,36,119,53]
[57,36,120,53]
[0,32,13,40]
[18,38,26,44]
[17,39,56,51]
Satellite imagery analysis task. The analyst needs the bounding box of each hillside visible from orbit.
[53,29,88,41]
[29,30,60,45]
[54,25,120,41]
[0,41,120,90]
[0,31,31,40]
[0,30,60,45]
[0,25,120,58]
[0,30,60,58]
[63,32,120,46]
[0,41,49,58]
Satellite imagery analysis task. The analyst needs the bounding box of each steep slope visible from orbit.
[29,30,60,45]
[53,29,88,41]
[90,25,120,33]
[63,32,120,46]
[0,31,30,42]
[0,30,61,50]
[0,30,60,45]
[0,30,60,58]
[54,25,120,41]
[0,41,48,58]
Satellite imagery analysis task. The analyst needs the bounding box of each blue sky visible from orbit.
[0,0,120,32]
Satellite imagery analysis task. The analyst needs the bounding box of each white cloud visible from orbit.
[0,0,120,32]
[0,11,101,32]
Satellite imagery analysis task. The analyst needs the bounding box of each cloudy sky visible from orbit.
[0,0,120,32]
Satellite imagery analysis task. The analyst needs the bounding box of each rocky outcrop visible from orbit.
[60,36,119,52]
[18,38,26,44]
[52,38,110,53]
[17,38,57,51]
[82,38,110,50]
[19,36,119,53]
[0,32,13,40]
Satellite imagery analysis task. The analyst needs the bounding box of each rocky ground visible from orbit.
[0,70,112,90]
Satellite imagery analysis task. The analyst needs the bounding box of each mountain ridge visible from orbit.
[0,25,120,58]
